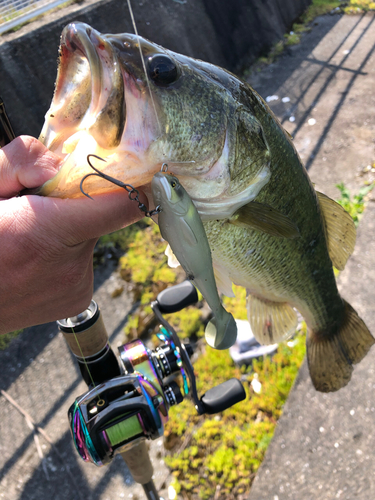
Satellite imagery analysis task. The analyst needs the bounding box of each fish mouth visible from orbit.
[39,22,125,155]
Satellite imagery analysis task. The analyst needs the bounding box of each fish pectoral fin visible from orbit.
[165,244,181,268]
[306,299,374,392]
[230,202,300,239]
[316,190,356,271]
[246,294,298,344]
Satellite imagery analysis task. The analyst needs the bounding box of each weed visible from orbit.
[301,0,341,24]
[117,219,206,340]
[344,0,375,14]
[164,322,307,499]
[246,0,375,77]
[335,182,374,227]
[0,329,23,350]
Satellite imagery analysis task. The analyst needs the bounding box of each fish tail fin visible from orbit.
[205,311,237,350]
[307,299,374,392]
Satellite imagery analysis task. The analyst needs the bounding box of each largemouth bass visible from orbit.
[33,22,373,392]
[151,171,237,350]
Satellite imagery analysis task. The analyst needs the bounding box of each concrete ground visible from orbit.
[248,12,375,500]
[0,10,375,500]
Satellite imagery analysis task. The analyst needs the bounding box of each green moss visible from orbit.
[246,0,366,75]
[284,32,301,46]
[0,330,23,350]
[116,219,307,498]
[119,220,206,340]
[335,182,374,227]
[302,0,341,24]
[164,328,306,499]
[344,0,375,13]
[222,286,247,320]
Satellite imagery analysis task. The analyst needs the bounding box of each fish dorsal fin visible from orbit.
[246,293,298,344]
[165,244,180,268]
[230,201,300,239]
[316,190,356,271]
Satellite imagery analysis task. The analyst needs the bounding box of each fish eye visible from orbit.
[147,54,179,86]
[171,180,177,188]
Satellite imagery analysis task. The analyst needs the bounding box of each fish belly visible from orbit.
[203,218,344,333]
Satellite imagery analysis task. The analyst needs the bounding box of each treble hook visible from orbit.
[80,154,161,217]
[80,154,131,200]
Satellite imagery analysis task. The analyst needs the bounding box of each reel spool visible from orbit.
[69,373,167,466]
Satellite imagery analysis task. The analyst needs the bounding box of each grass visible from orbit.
[248,0,375,73]
[165,300,306,500]
[0,329,23,350]
[335,181,374,227]
[117,219,206,341]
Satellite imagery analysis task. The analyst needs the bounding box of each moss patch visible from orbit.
[117,219,206,341]
[165,318,307,500]
[248,0,375,75]
[0,329,23,350]
[335,182,374,227]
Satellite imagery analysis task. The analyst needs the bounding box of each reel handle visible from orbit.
[200,379,246,415]
[156,280,198,313]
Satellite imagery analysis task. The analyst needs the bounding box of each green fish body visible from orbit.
[33,22,373,391]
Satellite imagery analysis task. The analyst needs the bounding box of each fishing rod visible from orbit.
[58,280,246,500]
[0,96,16,148]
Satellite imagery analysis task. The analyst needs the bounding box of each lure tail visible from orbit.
[205,311,237,350]
[307,299,374,392]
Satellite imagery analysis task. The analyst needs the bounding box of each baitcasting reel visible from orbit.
[59,281,246,466]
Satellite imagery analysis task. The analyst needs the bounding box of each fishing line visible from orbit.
[71,328,98,390]
[126,0,162,137]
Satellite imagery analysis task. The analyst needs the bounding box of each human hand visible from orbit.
[0,136,146,335]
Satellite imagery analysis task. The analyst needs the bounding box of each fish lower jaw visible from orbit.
[39,132,156,198]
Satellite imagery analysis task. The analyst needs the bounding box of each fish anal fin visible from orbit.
[307,300,374,392]
[316,190,356,271]
[230,202,300,239]
[246,294,298,344]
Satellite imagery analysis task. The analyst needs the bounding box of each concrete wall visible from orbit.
[0,0,311,138]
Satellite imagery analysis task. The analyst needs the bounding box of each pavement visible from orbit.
[248,12,375,500]
[0,10,375,500]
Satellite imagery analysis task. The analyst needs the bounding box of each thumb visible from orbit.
[0,136,62,197]
[20,188,148,246]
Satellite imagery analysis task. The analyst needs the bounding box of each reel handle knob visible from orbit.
[200,378,246,415]
[156,280,198,313]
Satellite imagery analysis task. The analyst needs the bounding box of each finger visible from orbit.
[0,136,62,197]
[3,188,148,246]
